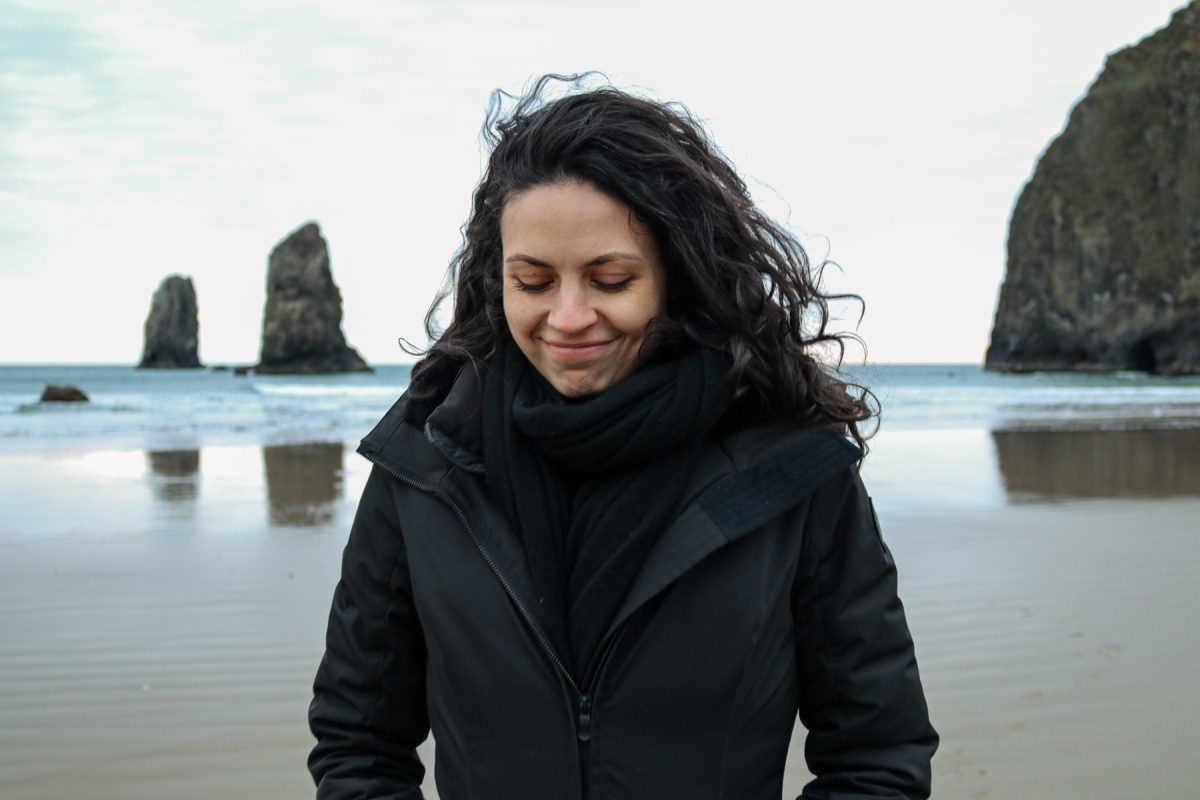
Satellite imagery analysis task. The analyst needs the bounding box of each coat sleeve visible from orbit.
[308,464,430,799]
[792,469,938,799]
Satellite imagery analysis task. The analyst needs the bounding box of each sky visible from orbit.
[0,0,1189,365]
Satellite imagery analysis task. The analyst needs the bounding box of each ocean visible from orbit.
[0,364,411,451]
[5,363,1200,452]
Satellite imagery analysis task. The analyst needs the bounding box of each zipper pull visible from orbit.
[577,695,592,742]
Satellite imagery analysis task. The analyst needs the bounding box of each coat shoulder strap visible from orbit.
[698,427,862,542]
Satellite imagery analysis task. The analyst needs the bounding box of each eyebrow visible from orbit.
[504,251,645,268]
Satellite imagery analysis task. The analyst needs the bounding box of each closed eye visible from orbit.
[513,278,552,293]
[594,277,633,292]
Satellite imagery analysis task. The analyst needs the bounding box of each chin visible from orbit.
[553,380,604,399]
[550,371,614,399]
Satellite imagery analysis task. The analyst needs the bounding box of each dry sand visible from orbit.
[1,428,1197,799]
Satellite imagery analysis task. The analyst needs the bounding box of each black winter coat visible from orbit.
[308,379,938,799]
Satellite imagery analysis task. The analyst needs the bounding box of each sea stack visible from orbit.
[138,275,202,369]
[986,3,1200,374]
[256,222,371,375]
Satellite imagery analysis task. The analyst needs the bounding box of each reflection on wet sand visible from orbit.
[145,449,200,503]
[262,442,345,527]
[992,427,1200,501]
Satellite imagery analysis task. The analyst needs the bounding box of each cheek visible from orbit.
[501,291,515,328]
[501,291,535,337]
[610,294,662,336]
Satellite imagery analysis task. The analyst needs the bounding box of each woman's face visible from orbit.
[500,180,666,398]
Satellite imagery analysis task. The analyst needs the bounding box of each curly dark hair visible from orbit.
[408,74,877,451]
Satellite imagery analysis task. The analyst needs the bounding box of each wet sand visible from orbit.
[1,428,1197,799]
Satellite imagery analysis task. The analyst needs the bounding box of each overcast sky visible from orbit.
[0,0,1188,364]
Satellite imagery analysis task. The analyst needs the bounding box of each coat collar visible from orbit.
[356,364,486,485]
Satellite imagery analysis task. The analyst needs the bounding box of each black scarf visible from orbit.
[482,341,731,681]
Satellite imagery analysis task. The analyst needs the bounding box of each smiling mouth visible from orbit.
[542,339,616,361]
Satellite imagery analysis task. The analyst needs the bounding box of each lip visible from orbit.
[542,338,616,361]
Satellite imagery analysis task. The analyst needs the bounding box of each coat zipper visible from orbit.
[365,450,633,797]
[574,617,633,800]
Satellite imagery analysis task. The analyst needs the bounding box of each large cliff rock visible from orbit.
[256,222,371,375]
[987,4,1200,374]
[138,275,201,369]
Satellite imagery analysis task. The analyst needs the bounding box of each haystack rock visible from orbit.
[256,222,371,375]
[138,275,201,369]
[987,3,1200,374]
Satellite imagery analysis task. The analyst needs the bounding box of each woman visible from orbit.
[308,76,937,799]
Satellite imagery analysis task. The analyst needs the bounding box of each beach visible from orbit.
[2,367,1199,798]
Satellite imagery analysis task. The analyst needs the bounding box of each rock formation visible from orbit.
[256,222,371,374]
[139,275,201,369]
[41,384,89,402]
[987,3,1200,374]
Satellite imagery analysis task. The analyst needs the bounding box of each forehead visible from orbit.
[499,181,652,249]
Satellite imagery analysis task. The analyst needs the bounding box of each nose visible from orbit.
[547,285,598,333]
